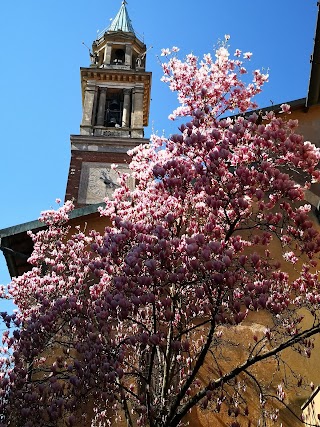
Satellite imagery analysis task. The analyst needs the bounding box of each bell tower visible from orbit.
[65,0,152,206]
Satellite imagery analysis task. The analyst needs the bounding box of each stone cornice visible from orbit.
[70,134,149,153]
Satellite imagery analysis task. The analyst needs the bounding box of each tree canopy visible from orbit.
[1,40,320,427]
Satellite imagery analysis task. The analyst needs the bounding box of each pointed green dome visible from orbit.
[108,1,135,34]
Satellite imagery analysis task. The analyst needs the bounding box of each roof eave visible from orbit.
[0,203,105,279]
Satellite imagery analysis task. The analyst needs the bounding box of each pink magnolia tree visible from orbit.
[2,40,320,427]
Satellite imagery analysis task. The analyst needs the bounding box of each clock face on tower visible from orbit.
[78,162,134,204]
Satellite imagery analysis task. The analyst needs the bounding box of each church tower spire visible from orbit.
[107,0,135,34]
[65,1,152,206]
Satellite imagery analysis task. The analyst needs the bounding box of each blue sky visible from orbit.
[0,0,318,295]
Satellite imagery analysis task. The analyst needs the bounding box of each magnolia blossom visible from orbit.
[243,51,253,59]
[161,48,171,56]
[215,46,230,66]
[283,251,299,264]
[280,103,291,114]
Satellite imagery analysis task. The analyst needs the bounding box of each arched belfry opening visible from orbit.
[106,96,122,127]
[93,86,133,134]
[111,48,125,65]
[65,0,152,207]
[94,89,127,128]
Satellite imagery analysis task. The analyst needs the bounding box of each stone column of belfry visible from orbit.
[122,89,131,127]
[131,84,144,137]
[104,44,112,65]
[96,88,107,126]
[81,82,96,135]
[125,44,132,66]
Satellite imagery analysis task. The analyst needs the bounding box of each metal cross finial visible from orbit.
[122,0,127,4]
